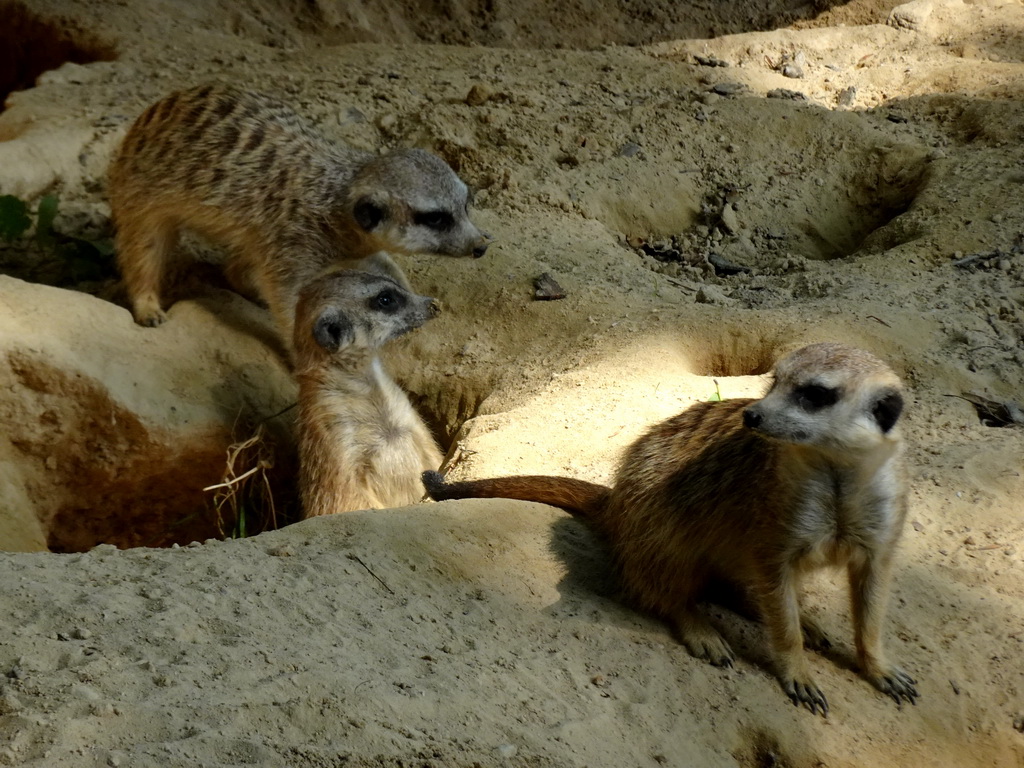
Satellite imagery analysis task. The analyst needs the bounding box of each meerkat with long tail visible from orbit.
[424,343,918,716]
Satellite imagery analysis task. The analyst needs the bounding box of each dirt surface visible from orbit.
[1,0,1023,765]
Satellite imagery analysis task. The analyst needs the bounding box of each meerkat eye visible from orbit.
[794,383,839,410]
[413,210,455,230]
[371,289,403,312]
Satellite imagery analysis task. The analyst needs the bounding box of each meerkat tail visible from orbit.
[421,471,609,518]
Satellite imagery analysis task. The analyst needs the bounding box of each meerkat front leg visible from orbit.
[670,604,736,668]
[848,551,918,705]
[758,564,829,716]
[115,212,179,327]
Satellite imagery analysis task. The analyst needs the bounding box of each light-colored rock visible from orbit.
[0,277,296,552]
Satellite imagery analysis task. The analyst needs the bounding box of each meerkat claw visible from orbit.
[784,679,829,717]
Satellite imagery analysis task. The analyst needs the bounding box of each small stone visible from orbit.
[0,691,22,714]
[533,273,566,301]
[591,675,607,687]
[912,521,925,532]
[708,252,751,276]
[343,106,366,124]
[711,82,744,96]
[71,627,92,640]
[266,545,294,557]
[375,113,398,132]
[997,259,1011,271]
[694,54,728,68]
[767,88,806,101]
[695,285,730,305]
[465,83,493,107]
[616,141,641,158]
[719,203,740,235]
[837,86,857,107]
[1013,715,1024,733]
[888,1,933,31]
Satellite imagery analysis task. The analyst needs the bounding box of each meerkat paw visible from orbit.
[781,675,829,717]
[131,297,168,327]
[672,615,735,667]
[867,665,918,706]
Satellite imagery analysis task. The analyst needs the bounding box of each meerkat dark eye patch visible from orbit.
[354,197,386,231]
[872,390,904,433]
[313,310,354,352]
[370,289,405,313]
[794,383,840,410]
[413,210,455,230]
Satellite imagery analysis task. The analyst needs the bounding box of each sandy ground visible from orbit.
[1,0,1023,765]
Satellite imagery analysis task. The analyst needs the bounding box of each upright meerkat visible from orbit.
[109,84,489,343]
[295,269,442,518]
[424,342,918,715]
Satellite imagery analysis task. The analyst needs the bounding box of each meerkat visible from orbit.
[109,83,489,344]
[423,342,918,715]
[294,269,442,518]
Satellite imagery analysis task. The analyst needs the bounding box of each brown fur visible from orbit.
[295,270,442,518]
[109,84,489,344]
[423,342,918,715]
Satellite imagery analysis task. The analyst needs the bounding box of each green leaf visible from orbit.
[34,194,59,247]
[708,379,723,402]
[0,195,32,242]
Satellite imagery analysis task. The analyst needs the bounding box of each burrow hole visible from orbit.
[0,0,116,111]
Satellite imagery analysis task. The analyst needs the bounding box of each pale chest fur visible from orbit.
[300,358,441,514]
[778,449,906,569]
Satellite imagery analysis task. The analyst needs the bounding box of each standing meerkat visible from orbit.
[109,83,489,343]
[295,269,442,518]
[423,342,918,715]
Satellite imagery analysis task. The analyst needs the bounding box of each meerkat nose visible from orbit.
[742,409,763,429]
[428,299,443,317]
[472,242,489,258]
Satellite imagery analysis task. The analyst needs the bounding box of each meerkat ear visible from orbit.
[872,390,904,433]
[353,195,387,231]
[312,309,354,352]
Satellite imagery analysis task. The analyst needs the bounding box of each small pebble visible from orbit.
[837,86,857,107]
[465,83,493,107]
[711,82,744,96]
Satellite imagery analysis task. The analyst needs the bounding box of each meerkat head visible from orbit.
[742,343,904,454]
[346,149,490,259]
[293,268,439,366]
